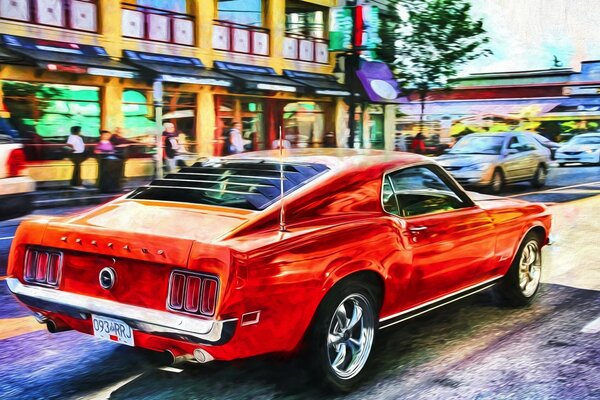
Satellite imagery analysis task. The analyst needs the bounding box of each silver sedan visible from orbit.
[435,132,550,193]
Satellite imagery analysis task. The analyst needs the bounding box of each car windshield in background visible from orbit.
[127,160,329,210]
[571,136,600,145]
[449,136,504,155]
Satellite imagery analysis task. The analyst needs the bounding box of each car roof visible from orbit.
[574,132,600,137]
[222,148,428,173]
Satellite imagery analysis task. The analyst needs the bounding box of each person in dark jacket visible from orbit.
[411,132,426,154]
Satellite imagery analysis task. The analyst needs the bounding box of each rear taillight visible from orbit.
[7,148,27,177]
[168,271,219,317]
[24,248,62,287]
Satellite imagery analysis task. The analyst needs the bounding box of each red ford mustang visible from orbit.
[7,149,551,391]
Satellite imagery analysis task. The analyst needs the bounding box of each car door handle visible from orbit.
[408,226,428,232]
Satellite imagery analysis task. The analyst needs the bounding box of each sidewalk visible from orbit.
[542,195,600,291]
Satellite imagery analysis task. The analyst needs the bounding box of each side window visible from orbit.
[519,135,538,151]
[384,166,467,217]
[508,136,523,151]
[382,176,400,215]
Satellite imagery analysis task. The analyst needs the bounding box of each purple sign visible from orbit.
[356,61,404,103]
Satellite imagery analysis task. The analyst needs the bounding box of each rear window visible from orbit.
[127,159,329,210]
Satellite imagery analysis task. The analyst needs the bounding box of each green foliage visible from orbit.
[378,0,491,98]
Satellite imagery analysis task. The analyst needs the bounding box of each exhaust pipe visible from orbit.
[46,319,72,333]
[165,350,193,365]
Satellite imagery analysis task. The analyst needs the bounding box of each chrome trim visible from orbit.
[7,278,236,344]
[98,267,116,290]
[379,275,503,328]
[166,270,220,318]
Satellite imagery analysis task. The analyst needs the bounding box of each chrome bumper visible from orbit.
[6,278,236,345]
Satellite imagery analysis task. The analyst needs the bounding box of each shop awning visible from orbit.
[214,62,306,93]
[356,61,403,103]
[123,51,234,87]
[283,70,350,97]
[0,34,138,79]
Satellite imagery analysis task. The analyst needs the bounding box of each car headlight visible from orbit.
[465,163,491,171]
[584,148,598,153]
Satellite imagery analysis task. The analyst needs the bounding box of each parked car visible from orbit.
[554,132,600,166]
[436,132,550,193]
[525,132,560,160]
[7,149,551,391]
[0,134,35,220]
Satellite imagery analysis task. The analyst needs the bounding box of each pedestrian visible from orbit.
[110,127,130,158]
[67,125,87,189]
[162,122,179,173]
[395,131,407,152]
[228,122,244,154]
[411,132,426,154]
[94,130,115,154]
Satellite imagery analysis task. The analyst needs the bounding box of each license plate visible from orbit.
[92,314,134,346]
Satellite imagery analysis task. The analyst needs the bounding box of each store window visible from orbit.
[283,102,326,148]
[1,81,100,138]
[217,0,262,26]
[122,89,197,154]
[367,105,385,150]
[216,96,265,154]
[285,1,327,38]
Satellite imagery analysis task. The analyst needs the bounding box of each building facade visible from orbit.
[0,0,356,171]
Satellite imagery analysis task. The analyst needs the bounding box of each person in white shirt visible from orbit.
[228,122,245,154]
[67,126,87,188]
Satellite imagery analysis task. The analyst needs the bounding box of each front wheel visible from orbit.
[494,232,543,307]
[489,169,504,194]
[309,280,378,392]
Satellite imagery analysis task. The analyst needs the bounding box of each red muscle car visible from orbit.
[7,149,551,391]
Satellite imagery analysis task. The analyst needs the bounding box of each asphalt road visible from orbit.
[0,165,599,400]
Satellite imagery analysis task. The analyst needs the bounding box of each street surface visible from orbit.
[0,165,599,399]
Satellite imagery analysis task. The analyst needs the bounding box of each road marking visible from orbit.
[0,316,46,340]
[82,373,143,400]
[506,181,600,198]
[0,236,15,241]
[581,316,600,334]
[158,366,184,373]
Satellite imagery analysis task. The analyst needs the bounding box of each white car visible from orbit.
[0,135,35,220]
[555,133,600,166]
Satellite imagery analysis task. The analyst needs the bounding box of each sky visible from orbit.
[460,0,600,75]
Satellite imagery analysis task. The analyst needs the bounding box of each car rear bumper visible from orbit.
[6,277,237,345]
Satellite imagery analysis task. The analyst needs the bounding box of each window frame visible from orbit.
[380,162,475,219]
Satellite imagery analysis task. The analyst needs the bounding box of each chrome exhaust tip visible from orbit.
[193,348,214,364]
[46,319,72,333]
[166,350,193,365]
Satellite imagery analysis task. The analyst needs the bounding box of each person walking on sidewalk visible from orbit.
[228,122,245,154]
[67,126,87,189]
[162,122,179,173]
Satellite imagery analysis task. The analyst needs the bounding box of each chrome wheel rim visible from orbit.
[327,293,374,380]
[492,172,502,192]
[519,240,541,297]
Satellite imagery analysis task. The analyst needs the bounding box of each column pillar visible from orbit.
[197,90,216,157]
[98,0,122,57]
[335,98,347,147]
[384,104,396,151]
[101,79,123,130]
[266,0,285,71]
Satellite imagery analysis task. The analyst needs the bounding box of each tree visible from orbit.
[378,0,491,133]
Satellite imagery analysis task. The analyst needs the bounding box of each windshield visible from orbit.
[570,136,600,145]
[449,136,504,155]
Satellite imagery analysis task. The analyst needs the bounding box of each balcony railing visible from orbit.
[283,32,329,64]
[121,3,195,46]
[0,0,98,32]
[212,20,270,57]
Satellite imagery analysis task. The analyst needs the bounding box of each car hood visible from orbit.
[436,153,499,167]
[558,144,600,152]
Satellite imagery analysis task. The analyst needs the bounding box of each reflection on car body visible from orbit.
[7,149,551,392]
[436,132,550,193]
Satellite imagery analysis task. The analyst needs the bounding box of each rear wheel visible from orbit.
[309,280,378,392]
[531,164,547,188]
[489,169,504,194]
[494,232,542,307]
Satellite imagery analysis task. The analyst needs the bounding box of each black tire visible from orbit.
[308,279,379,393]
[489,168,504,194]
[531,164,547,188]
[494,232,543,307]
